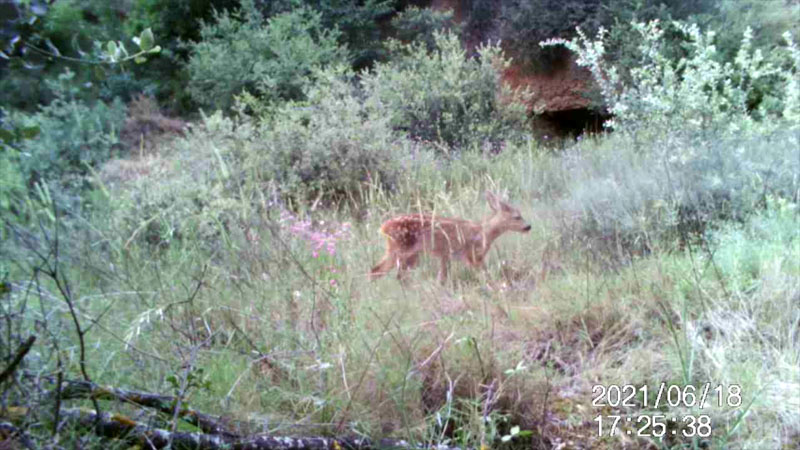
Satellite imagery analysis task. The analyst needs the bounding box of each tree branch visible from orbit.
[19,408,464,450]
[0,336,36,385]
[54,379,237,437]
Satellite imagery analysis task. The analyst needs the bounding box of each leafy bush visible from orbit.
[599,0,717,75]
[186,2,349,112]
[247,66,426,201]
[543,21,800,136]
[97,111,249,249]
[499,0,605,70]
[263,0,395,69]
[552,128,800,260]
[125,0,240,111]
[362,31,532,152]
[497,0,711,70]
[391,6,461,51]
[0,0,163,109]
[708,0,800,62]
[302,0,394,69]
[4,70,127,192]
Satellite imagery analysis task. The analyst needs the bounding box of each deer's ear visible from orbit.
[486,191,500,211]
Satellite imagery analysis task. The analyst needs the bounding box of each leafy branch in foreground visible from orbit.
[2,20,161,67]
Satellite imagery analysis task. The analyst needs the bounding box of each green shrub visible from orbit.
[599,0,717,75]
[5,70,127,192]
[99,111,246,249]
[186,2,349,112]
[709,0,800,62]
[0,0,127,110]
[553,129,800,260]
[499,0,605,70]
[125,0,240,112]
[304,0,395,68]
[543,21,800,136]
[247,66,426,202]
[497,0,711,70]
[362,31,532,152]
[391,6,461,52]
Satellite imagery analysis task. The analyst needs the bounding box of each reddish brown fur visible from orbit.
[370,192,531,283]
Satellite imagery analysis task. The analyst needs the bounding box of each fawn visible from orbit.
[370,192,531,283]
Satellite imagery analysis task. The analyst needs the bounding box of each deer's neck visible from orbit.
[476,219,504,255]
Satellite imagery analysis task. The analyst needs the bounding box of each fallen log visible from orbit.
[59,408,462,450]
[53,379,237,437]
[11,377,465,449]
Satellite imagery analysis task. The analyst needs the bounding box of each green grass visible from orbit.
[2,128,799,449]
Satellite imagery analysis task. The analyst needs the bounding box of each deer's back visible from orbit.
[381,214,480,254]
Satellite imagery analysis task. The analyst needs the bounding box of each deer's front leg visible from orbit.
[397,252,419,282]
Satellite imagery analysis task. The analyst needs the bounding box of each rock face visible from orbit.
[503,59,607,138]
[502,60,593,113]
[426,0,604,137]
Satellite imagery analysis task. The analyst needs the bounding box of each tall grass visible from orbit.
[4,118,798,448]
[3,18,799,450]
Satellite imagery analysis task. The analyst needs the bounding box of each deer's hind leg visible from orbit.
[436,255,450,285]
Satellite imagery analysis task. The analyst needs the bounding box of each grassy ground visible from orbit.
[4,124,799,449]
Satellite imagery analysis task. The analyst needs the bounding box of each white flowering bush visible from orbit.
[542,21,800,136]
[541,21,800,257]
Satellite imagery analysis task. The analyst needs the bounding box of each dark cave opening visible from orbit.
[534,108,609,140]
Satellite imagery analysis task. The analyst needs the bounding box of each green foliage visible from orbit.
[599,0,717,72]
[4,70,126,193]
[1,0,165,110]
[308,0,395,68]
[600,1,799,91]
[554,129,800,258]
[248,66,423,201]
[543,21,800,136]
[1,0,125,108]
[499,0,605,70]
[362,31,531,152]
[126,0,239,48]
[166,367,213,398]
[264,0,395,69]
[187,3,349,112]
[390,6,461,52]
[708,0,800,62]
[124,0,240,111]
[43,0,127,44]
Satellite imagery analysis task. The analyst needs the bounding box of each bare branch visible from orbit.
[53,379,236,437]
[0,336,36,385]
[20,408,464,450]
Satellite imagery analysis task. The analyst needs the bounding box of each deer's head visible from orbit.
[486,191,531,234]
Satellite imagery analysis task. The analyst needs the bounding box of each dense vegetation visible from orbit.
[1,0,798,449]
